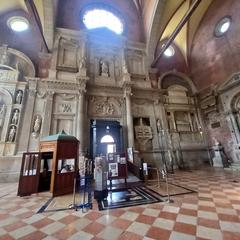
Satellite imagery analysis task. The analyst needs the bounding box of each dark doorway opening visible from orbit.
[38,152,53,192]
[90,120,123,158]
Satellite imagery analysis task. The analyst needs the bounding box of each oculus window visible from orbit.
[83,9,123,34]
[214,17,231,37]
[7,16,29,32]
[163,45,175,57]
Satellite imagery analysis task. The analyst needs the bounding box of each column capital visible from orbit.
[76,76,88,94]
[28,89,37,97]
[47,90,55,97]
[122,80,133,97]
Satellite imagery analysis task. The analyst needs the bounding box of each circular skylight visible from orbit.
[214,17,231,37]
[83,9,123,34]
[164,45,175,57]
[7,16,29,32]
[220,21,230,33]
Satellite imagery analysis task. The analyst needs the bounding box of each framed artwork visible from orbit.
[127,147,134,163]
[109,163,118,177]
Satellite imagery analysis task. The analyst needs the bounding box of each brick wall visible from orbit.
[190,0,240,90]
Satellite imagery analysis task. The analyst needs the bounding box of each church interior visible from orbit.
[0,0,240,239]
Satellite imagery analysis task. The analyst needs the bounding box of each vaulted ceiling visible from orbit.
[0,0,215,71]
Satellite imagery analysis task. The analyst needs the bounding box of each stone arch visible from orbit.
[158,71,197,94]
[0,45,35,78]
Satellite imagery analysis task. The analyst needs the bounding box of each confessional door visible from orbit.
[17,152,41,196]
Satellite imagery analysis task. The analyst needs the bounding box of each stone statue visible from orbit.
[33,115,41,134]
[8,126,16,142]
[156,119,161,133]
[213,137,220,146]
[99,59,109,77]
[78,57,86,70]
[15,90,23,104]
[11,109,19,125]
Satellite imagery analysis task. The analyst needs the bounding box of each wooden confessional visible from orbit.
[17,130,79,197]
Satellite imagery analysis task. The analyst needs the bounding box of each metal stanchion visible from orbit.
[69,177,77,210]
[162,165,173,203]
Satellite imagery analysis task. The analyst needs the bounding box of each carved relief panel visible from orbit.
[52,94,76,135]
[88,96,122,118]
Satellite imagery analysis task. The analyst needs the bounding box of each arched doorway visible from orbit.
[90,119,123,158]
[100,134,116,155]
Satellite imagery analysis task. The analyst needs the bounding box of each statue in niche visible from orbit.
[78,57,86,69]
[213,137,220,146]
[0,104,6,128]
[99,59,109,77]
[15,90,23,104]
[8,126,16,142]
[33,115,42,135]
[156,119,162,133]
[11,109,19,125]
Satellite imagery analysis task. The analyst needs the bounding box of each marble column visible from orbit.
[76,76,88,154]
[17,88,36,153]
[124,83,134,148]
[78,90,85,153]
[42,91,54,136]
[170,111,177,131]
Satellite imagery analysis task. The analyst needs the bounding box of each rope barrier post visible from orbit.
[162,164,173,203]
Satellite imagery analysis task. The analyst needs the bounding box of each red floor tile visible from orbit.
[82,222,105,235]
[32,218,54,229]
[218,213,239,222]
[174,222,196,235]
[197,217,220,229]
[118,231,143,240]
[53,225,78,240]
[146,227,171,240]
[18,231,47,240]
[158,211,177,220]
[222,231,240,240]
[59,215,79,224]
[111,218,132,229]
[179,208,198,216]
[135,214,156,225]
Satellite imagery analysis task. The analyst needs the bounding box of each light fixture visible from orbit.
[7,16,29,32]
[214,17,231,37]
[164,45,175,57]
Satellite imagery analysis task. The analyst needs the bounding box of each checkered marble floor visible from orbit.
[1,167,240,240]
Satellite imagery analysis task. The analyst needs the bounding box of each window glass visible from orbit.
[83,9,123,34]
